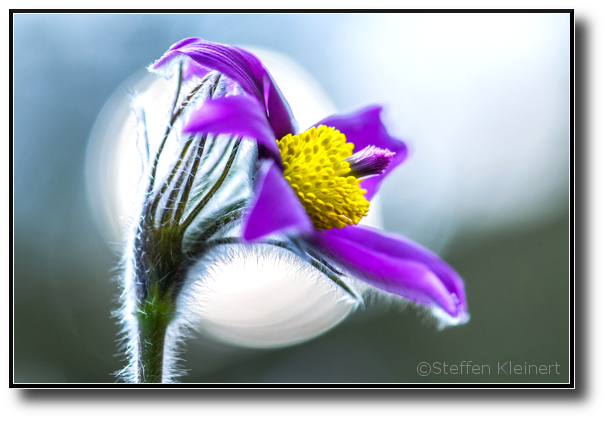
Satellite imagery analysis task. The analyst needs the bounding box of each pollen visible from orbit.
[278,126,369,230]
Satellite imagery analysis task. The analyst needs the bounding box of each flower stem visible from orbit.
[136,283,175,383]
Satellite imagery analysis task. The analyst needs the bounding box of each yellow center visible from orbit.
[277,125,369,231]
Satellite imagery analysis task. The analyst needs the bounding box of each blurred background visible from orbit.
[13,13,569,383]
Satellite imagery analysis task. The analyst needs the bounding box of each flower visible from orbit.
[151,38,469,326]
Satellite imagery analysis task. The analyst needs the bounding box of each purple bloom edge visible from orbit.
[318,106,408,199]
[311,225,468,322]
[182,96,280,159]
[243,161,314,241]
[150,37,297,140]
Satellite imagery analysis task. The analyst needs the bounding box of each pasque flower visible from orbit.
[117,38,471,382]
[151,38,469,325]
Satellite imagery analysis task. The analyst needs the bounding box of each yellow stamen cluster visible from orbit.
[278,125,369,230]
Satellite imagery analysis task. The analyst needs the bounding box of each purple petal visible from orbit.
[151,38,296,140]
[310,225,467,322]
[182,60,208,81]
[264,71,298,139]
[243,161,313,241]
[183,96,280,159]
[317,106,407,199]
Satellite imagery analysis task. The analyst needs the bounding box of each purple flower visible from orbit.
[151,38,468,326]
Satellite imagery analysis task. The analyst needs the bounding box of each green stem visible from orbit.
[136,284,175,383]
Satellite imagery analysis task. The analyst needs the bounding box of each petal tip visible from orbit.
[431,302,470,330]
[242,162,314,242]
